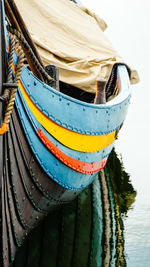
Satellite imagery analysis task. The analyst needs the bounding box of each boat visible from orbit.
[0,0,137,265]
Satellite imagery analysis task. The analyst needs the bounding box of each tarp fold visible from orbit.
[15,0,139,92]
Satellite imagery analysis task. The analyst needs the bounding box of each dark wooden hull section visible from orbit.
[1,106,80,266]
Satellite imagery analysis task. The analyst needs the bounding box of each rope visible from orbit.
[0,35,24,134]
[7,25,55,84]
[0,34,15,102]
[4,42,24,125]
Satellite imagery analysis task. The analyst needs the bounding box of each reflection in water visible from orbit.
[105,150,136,266]
[107,150,137,215]
[13,150,136,267]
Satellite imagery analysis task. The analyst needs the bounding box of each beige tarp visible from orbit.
[15,0,139,93]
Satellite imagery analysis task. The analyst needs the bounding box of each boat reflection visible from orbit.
[13,150,136,267]
[105,149,137,266]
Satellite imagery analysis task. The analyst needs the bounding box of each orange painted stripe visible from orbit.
[38,128,108,174]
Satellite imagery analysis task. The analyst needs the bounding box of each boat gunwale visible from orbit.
[21,65,131,109]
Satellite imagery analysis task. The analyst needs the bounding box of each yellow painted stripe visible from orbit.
[19,82,116,152]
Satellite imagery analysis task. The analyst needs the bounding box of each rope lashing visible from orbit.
[0,84,18,102]
[3,41,24,124]
[0,35,24,135]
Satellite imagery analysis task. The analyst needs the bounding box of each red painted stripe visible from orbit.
[38,128,108,174]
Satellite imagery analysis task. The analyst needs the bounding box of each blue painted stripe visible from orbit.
[20,65,131,135]
[15,95,97,190]
[17,88,114,163]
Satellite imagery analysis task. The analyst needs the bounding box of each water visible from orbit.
[82,0,150,265]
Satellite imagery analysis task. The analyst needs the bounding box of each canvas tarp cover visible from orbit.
[15,0,139,93]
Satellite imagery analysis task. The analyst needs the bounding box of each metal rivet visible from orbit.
[68,126,73,130]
